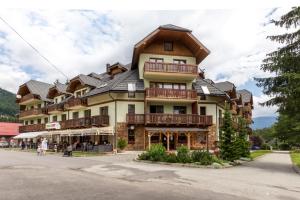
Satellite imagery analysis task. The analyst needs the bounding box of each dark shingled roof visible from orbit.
[159,24,192,32]
[237,89,252,104]
[55,82,68,94]
[214,81,235,92]
[84,68,144,97]
[24,80,53,102]
[193,78,228,97]
[72,74,103,87]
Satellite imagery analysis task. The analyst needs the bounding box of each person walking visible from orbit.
[41,138,48,156]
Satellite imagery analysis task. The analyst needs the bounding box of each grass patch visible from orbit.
[290,152,300,168]
[250,150,272,159]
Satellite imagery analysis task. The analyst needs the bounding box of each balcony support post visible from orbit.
[148,133,151,150]
[167,131,170,152]
[187,132,191,150]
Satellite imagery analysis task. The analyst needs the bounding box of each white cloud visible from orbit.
[0,8,290,117]
[252,94,278,118]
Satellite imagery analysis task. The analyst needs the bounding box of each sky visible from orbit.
[0,8,291,118]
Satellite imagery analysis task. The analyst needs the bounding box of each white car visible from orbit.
[0,141,9,148]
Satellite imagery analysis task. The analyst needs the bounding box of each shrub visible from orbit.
[148,144,166,161]
[261,143,270,150]
[138,152,150,160]
[191,150,213,165]
[164,153,177,163]
[177,145,191,163]
[279,143,291,150]
[117,138,127,150]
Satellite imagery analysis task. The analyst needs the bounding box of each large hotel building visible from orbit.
[15,24,253,151]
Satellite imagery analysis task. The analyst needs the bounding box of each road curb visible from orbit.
[292,164,300,175]
[133,158,233,169]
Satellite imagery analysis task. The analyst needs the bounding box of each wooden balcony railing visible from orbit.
[19,124,46,133]
[146,88,197,100]
[17,94,40,103]
[144,61,198,75]
[91,115,109,127]
[47,103,64,113]
[60,117,91,129]
[64,98,87,109]
[126,114,145,124]
[145,114,212,126]
[243,105,252,112]
[60,115,109,129]
[19,108,47,118]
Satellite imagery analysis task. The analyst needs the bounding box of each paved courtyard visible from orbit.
[0,150,299,200]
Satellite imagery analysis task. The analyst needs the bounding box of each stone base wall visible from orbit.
[116,123,144,150]
[117,123,217,151]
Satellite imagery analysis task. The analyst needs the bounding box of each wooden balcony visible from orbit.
[145,88,197,102]
[64,98,87,110]
[47,103,64,114]
[60,117,91,129]
[144,62,198,80]
[126,114,145,124]
[19,108,47,119]
[145,114,212,126]
[60,115,109,129]
[17,94,41,105]
[243,105,252,112]
[91,115,109,127]
[19,124,46,133]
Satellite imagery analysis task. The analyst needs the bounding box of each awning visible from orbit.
[45,126,115,136]
[145,127,208,133]
[14,131,48,139]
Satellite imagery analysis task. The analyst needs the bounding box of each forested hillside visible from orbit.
[0,88,19,121]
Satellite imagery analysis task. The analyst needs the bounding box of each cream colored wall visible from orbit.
[138,53,197,79]
[147,102,192,114]
[116,101,144,123]
[53,95,66,104]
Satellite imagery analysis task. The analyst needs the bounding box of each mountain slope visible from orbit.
[0,88,18,117]
[251,116,277,130]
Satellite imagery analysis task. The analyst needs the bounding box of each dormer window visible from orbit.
[164,41,173,51]
[128,83,136,98]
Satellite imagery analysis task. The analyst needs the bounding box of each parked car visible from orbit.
[0,141,9,148]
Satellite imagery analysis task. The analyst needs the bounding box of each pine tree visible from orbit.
[235,117,250,158]
[255,7,300,140]
[219,103,239,161]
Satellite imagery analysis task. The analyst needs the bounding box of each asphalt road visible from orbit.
[0,150,299,200]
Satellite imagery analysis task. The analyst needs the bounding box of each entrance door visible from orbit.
[162,134,175,150]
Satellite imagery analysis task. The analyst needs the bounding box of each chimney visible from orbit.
[106,63,111,73]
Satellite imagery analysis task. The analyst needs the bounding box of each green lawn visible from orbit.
[290,152,300,168]
[250,150,272,159]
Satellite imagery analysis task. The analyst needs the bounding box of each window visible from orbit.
[163,83,172,89]
[198,133,207,143]
[150,105,164,113]
[55,98,58,104]
[100,106,108,116]
[44,118,48,123]
[201,86,210,94]
[25,121,28,125]
[200,107,206,115]
[164,41,173,51]
[82,89,87,95]
[149,82,186,90]
[37,104,42,108]
[61,114,67,121]
[179,83,186,90]
[73,112,79,119]
[200,95,206,100]
[84,109,91,118]
[37,119,41,124]
[128,129,135,144]
[173,59,186,64]
[128,104,135,114]
[30,120,34,125]
[61,96,65,101]
[52,116,57,122]
[173,106,187,114]
[178,133,187,144]
[149,58,163,63]
[128,83,136,98]
[76,91,81,98]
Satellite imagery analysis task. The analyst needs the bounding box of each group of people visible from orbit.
[37,138,48,156]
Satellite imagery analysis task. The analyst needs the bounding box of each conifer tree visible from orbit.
[235,117,250,158]
[219,103,239,161]
[255,7,300,141]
